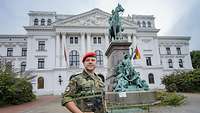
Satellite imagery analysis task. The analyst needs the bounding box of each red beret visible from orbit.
[82,52,96,62]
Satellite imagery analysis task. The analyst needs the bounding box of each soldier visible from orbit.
[62,52,106,113]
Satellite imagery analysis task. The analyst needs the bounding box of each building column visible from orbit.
[56,33,60,67]
[104,33,109,67]
[80,32,85,68]
[86,33,91,52]
[105,33,109,48]
[62,33,66,67]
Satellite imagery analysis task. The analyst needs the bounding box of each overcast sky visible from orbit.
[0,0,199,50]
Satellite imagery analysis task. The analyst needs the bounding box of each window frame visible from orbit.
[37,77,44,89]
[142,21,146,27]
[176,47,181,55]
[41,18,45,26]
[147,21,151,27]
[38,41,45,51]
[75,37,78,44]
[166,47,171,55]
[148,73,155,84]
[38,58,45,69]
[168,59,173,68]
[34,18,39,25]
[95,50,103,66]
[93,37,97,44]
[69,50,80,67]
[7,48,13,57]
[47,19,52,26]
[179,59,184,68]
[146,57,152,66]
[98,37,101,44]
[22,48,27,56]
[21,62,26,72]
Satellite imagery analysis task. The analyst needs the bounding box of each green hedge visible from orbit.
[0,67,36,105]
[162,69,200,92]
[156,91,186,106]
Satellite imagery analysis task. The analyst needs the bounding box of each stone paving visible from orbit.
[0,93,199,113]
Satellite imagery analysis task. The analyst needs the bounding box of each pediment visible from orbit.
[54,8,135,27]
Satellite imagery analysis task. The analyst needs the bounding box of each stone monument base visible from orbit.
[105,90,157,106]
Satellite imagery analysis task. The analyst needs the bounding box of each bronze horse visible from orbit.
[109,4,124,42]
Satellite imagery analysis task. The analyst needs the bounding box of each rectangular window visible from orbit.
[38,58,45,69]
[22,48,27,56]
[98,37,101,44]
[177,47,181,55]
[146,57,152,66]
[166,47,171,55]
[75,37,78,44]
[7,48,13,56]
[93,37,97,44]
[70,37,73,44]
[38,41,45,51]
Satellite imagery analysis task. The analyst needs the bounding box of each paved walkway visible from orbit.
[149,93,200,113]
[0,93,199,113]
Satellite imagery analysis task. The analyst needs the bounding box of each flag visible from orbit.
[64,46,67,63]
[133,46,141,59]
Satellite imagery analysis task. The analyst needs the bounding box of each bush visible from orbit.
[0,65,36,105]
[156,92,186,106]
[162,69,200,92]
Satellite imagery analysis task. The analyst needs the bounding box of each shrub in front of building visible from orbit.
[162,69,200,92]
[156,91,186,106]
[0,64,36,106]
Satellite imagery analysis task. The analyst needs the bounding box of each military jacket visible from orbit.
[62,70,105,113]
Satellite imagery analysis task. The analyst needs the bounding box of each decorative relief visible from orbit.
[61,12,133,27]
[63,13,108,26]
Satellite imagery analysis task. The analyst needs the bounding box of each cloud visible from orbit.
[168,2,200,50]
[0,0,199,50]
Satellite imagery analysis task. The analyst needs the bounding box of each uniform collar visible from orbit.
[82,70,97,79]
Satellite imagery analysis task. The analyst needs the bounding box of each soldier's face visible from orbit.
[83,57,96,72]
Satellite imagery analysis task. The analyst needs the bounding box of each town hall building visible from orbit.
[0,8,193,95]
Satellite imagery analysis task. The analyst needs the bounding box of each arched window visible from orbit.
[38,77,44,89]
[34,18,38,25]
[142,21,146,27]
[21,61,26,72]
[147,21,151,27]
[137,21,141,27]
[69,50,80,67]
[47,19,52,26]
[168,59,173,68]
[41,19,45,26]
[95,50,103,66]
[148,73,155,84]
[179,59,183,68]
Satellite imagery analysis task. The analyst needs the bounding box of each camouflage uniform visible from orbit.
[62,70,105,113]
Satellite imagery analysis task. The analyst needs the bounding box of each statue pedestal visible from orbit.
[105,91,157,106]
[105,41,132,91]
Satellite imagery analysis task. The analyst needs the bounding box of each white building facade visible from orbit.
[0,9,193,95]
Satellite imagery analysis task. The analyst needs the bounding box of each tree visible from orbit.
[0,62,36,105]
[190,50,200,69]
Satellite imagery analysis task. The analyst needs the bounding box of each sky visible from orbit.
[0,0,199,51]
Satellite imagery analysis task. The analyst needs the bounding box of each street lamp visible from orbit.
[58,75,63,85]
